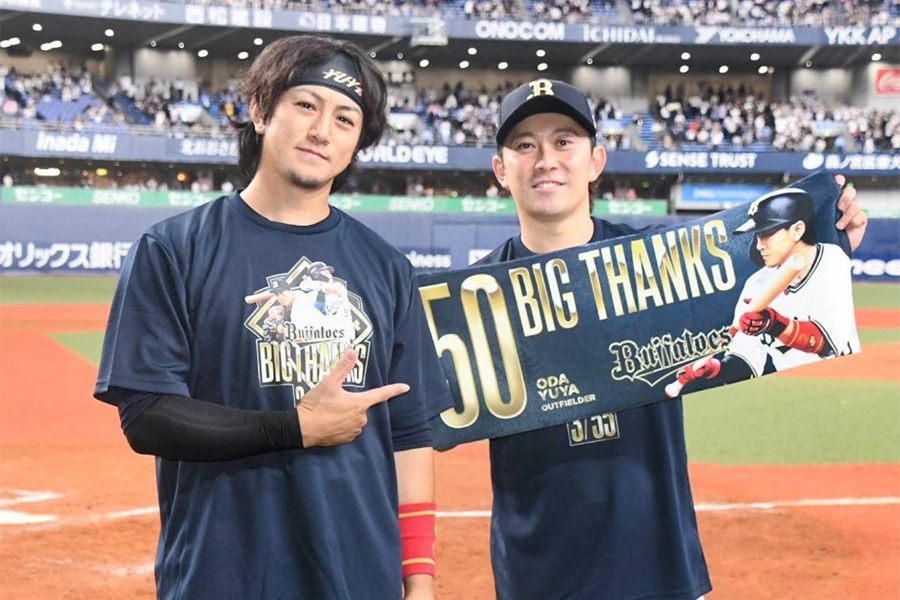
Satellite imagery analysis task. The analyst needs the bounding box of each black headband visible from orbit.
[287,52,364,111]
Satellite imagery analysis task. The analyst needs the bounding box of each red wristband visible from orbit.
[399,502,436,578]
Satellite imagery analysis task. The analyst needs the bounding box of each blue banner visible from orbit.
[418,172,859,449]
[3,128,899,176]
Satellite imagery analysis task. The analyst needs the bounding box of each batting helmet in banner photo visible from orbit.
[734,188,817,265]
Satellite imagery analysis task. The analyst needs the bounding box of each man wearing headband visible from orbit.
[94,35,450,600]
[476,79,868,600]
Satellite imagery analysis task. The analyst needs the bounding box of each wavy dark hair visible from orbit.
[235,35,387,192]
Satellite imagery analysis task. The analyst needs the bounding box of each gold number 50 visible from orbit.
[420,275,528,429]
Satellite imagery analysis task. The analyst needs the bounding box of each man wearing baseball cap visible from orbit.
[477,78,869,600]
[94,35,450,600]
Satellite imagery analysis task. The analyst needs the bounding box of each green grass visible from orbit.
[48,331,105,365]
[684,377,900,465]
[7,276,898,467]
[859,328,900,345]
[853,282,900,310]
[0,276,118,305]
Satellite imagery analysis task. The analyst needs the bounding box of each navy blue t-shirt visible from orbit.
[95,192,452,600]
[479,218,711,600]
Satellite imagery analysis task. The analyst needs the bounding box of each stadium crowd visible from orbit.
[103,0,900,24]
[652,84,900,153]
[3,65,898,155]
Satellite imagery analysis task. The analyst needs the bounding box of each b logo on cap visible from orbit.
[527,79,554,100]
[322,68,363,97]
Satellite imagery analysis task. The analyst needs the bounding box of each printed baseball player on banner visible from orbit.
[667,187,861,396]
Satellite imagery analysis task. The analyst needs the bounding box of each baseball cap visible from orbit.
[496,79,597,147]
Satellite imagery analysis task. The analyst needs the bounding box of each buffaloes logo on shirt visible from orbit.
[243,257,373,403]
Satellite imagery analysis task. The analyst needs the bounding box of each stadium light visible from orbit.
[40,40,62,51]
[198,49,209,58]
[96,168,109,176]
[34,168,61,177]
[150,40,157,47]
[397,53,404,59]
[178,42,185,49]
[468,47,477,55]
[419,58,429,67]
[238,51,249,60]
[254,38,263,46]
[750,53,760,61]
[872,53,882,61]
[32,23,42,31]
[91,43,104,51]
[586,58,593,65]
[459,60,470,69]
[536,49,546,57]
[679,65,689,73]
[719,65,729,73]
[105,28,114,37]
[537,62,548,71]
[680,52,690,60]
[498,61,508,70]
[370,51,376,58]
[758,66,768,74]
[805,60,812,68]
[0,38,21,48]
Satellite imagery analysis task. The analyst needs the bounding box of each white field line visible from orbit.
[41,558,155,578]
[0,490,62,506]
[6,496,899,532]
[0,510,57,525]
[0,490,64,525]
[2,505,159,532]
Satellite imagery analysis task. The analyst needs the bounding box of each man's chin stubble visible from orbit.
[286,169,329,191]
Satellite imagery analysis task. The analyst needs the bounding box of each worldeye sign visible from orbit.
[419,172,860,449]
[356,145,450,166]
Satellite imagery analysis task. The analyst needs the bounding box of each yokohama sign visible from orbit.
[875,69,900,95]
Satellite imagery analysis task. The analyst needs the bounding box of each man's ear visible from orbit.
[589,145,607,183]
[250,100,266,134]
[791,220,806,242]
[492,152,510,191]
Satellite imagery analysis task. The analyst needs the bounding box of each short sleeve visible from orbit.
[387,272,454,433]
[807,246,858,357]
[94,234,193,404]
[725,277,766,377]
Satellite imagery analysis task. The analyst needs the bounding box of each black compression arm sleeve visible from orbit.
[118,390,304,462]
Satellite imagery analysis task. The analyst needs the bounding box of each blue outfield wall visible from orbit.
[1,203,896,281]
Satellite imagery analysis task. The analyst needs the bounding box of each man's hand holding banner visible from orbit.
[418,171,861,450]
